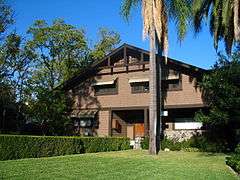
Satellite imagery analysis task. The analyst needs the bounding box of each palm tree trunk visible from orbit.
[234,0,240,41]
[149,23,159,155]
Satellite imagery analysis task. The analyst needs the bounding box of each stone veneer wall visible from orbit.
[164,130,203,142]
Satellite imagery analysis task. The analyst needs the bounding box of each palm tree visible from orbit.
[121,0,191,154]
[192,0,240,54]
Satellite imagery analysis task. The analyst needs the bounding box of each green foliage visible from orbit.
[0,0,13,34]
[235,144,240,154]
[0,3,121,135]
[140,136,149,149]
[226,154,240,174]
[27,19,88,86]
[19,20,120,135]
[226,144,240,174]
[166,0,192,41]
[91,28,120,59]
[141,136,226,152]
[0,135,130,160]
[120,0,192,41]
[120,0,141,21]
[26,89,71,135]
[192,0,238,54]
[195,50,240,149]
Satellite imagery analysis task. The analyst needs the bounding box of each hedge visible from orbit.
[0,135,130,160]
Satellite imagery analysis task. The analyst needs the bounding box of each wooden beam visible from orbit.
[124,46,128,72]
[144,108,149,137]
[141,52,144,62]
[109,109,112,136]
[124,46,127,64]
[108,57,111,66]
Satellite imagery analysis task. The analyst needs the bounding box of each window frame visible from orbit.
[94,80,118,96]
[167,74,182,91]
[131,82,149,94]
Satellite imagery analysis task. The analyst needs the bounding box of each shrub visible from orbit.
[235,144,240,154]
[141,136,226,153]
[141,136,190,151]
[141,136,149,150]
[0,135,130,160]
[226,144,240,174]
[189,136,227,153]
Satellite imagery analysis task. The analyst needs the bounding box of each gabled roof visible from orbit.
[60,43,207,90]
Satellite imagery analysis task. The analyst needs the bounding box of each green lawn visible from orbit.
[0,150,238,180]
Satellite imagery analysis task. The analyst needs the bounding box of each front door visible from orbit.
[134,123,144,138]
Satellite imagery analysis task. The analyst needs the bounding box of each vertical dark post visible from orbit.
[124,46,128,72]
[108,57,111,67]
[144,108,149,136]
[141,52,144,62]
[124,46,127,63]
[109,110,112,136]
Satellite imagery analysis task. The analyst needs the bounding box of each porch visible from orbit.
[109,107,204,141]
[110,109,149,139]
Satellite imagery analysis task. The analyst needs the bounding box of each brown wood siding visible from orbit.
[70,64,204,110]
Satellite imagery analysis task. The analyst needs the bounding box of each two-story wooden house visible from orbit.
[62,44,207,141]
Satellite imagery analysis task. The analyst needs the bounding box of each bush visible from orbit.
[226,144,240,174]
[226,154,240,174]
[189,135,227,152]
[235,144,240,154]
[141,136,190,151]
[141,136,149,150]
[0,135,130,160]
[141,136,226,153]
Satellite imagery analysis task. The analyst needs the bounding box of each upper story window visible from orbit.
[131,82,149,93]
[93,79,118,96]
[163,69,182,91]
[167,78,182,91]
[129,78,149,93]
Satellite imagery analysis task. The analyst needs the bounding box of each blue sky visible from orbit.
[10,0,225,69]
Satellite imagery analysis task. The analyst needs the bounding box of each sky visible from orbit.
[9,0,225,69]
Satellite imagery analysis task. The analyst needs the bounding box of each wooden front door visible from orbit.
[134,123,144,137]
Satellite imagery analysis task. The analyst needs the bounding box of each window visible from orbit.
[162,68,182,91]
[131,82,149,93]
[73,117,97,136]
[168,79,182,91]
[94,81,118,95]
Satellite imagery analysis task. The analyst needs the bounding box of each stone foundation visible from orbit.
[164,130,203,142]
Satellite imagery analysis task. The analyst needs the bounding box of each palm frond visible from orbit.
[120,0,141,21]
[192,0,240,55]
[167,0,192,41]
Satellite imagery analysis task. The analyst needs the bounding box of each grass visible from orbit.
[0,150,238,180]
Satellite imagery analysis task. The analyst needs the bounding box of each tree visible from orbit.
[121,0,191,154]
[24,19,121,135]
[0,1,31,132]
[91,27,120,59]
[195,48,240,149]
[0,0,13,36]
[27,19,88,88]
[192,0,240,54]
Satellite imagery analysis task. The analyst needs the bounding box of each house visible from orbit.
[62,43,207,141]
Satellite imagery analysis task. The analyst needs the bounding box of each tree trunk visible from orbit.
[149,24,160,155]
